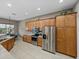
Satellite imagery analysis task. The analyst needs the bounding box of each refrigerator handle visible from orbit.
[43,34,47,39]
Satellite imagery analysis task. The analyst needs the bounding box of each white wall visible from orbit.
[74,1,79,59]
[19,20,33,36]
[19,20,26,36]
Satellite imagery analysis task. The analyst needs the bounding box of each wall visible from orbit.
[74,1,79,59]
[19,20,33,36]
[0,18,19,34]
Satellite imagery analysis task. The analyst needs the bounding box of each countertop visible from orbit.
[0,35,14,44]
[0,45,15,59]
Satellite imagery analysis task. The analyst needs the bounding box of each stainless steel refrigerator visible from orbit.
[42,26,55,54]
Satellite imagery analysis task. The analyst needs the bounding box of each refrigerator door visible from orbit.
[42,27,49,51]
[48,27,55,53]
[42,26,55,53]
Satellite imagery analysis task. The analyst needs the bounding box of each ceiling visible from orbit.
[0,0,78,21]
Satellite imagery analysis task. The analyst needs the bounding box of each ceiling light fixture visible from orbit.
[25,12,28,15]
[37,8,41,11]
[59,0,63,3]
[8,3,12,7]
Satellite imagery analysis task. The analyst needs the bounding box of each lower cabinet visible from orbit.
[23,35,32,43]
[1,38,15,51]
[37,36,42,47]
[1,40,8,51]
[23,35,27,42]
[27,35,32,43]
[23,35,43,47]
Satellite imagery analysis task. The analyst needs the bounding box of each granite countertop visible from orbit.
[0,45,15,59]
[0,35,14,44]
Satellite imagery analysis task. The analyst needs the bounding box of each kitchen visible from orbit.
[0,0,79,59]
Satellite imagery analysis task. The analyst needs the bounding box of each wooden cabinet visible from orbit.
[23,35,32,43]
[23,35,27,42]
[39,21,43,29]
[29,22,33,31]
[42,19,49,26]
[65,28,77,57]
[32,21,36,27]
[49,19,55,26]
[56,13,77,57]
[26,23,31,31]
[56,28,66,53]
[8,39,15,51]
[65,14,76,27]
[40,20,45,28]
[35,21,40,28]
[26,35,32,43]
[26,22,33,31]
[26,19,56,31]
[37,36,42,47]
[1,38,15,51]
[1,40,8,51]
[56,16,65,27]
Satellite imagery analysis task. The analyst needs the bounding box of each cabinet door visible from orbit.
[8,40,12,51]
[56,16,65,27]
[29,22,33,31]
[41,20,49,26]
[27,35,32,43]
[1,41,8,50]
[65,14,76,27]
[37,21,40,28]
[45,19,49,26]
[27,23,30,31]
[7,39,15,51]
[32,21,36,27]
[49,19,55,26]
[23,35,27,42]
[39,21,43,29]
[37,37,42,47]
[65,28,77,57]
[56,28,66,53]
[40,20,46,28]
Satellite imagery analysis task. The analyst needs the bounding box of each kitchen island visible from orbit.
[0,35,16,59]
[0,35,15,51]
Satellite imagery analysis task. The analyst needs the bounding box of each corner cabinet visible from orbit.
[1,38,15,51]
[56,13,77,57]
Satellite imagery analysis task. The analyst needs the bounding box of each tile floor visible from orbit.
[10,38,75,59]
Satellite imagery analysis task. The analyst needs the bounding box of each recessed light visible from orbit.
[59,0,63,3]
[8,3,12,7]
[37,8,41,11]
[12,13,16,15]
[25,12,28,15]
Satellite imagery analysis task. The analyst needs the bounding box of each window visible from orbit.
[0,24,14,34]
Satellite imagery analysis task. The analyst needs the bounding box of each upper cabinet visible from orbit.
[56,14,76,28]
[39,20,44,29]
[35,21,40,28]
[49,19,55,26]
[26,22,34,31]
[56,15,65,27]
[65,14,76,27]
[26,19,55,31]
